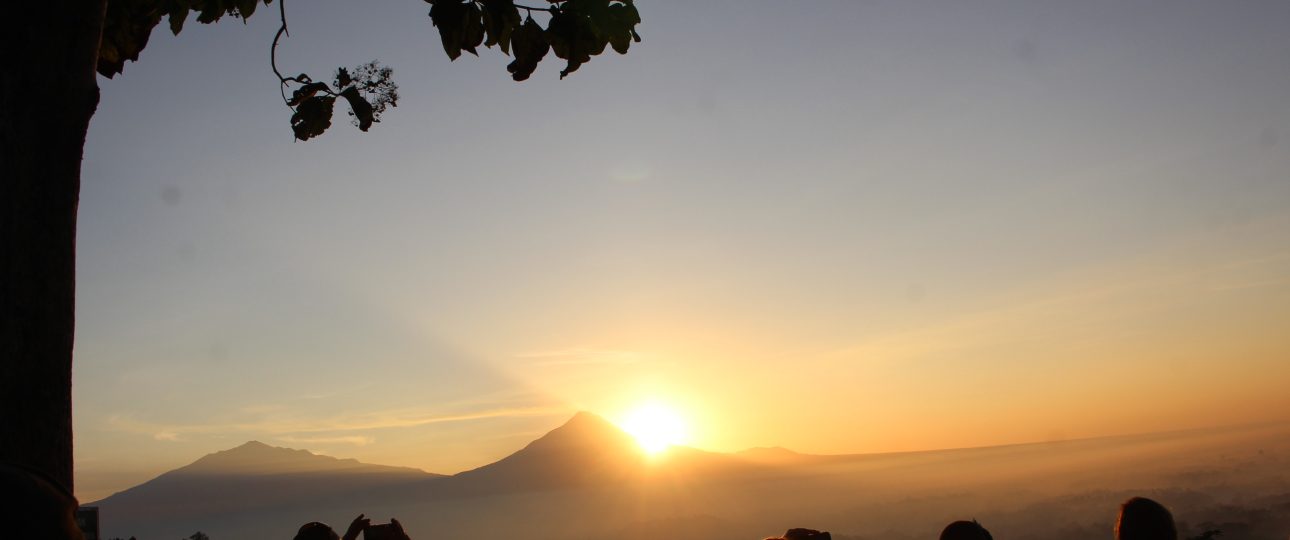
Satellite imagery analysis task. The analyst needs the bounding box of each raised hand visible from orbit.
[343,513,370,540]
[391,518,411,540]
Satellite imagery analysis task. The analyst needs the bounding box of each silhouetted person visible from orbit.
[783,528,831,540]
[0,463,84,540]
[295,521,341,540]
[940,520,993,540]
[294,514,411,540]
[1116,497,1177,540]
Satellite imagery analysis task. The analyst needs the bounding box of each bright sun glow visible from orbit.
[619,402,689,455]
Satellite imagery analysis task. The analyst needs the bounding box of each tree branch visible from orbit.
[514,3,554,13]
[270,0,292,106]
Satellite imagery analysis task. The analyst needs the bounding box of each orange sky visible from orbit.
[71,0,1290,502]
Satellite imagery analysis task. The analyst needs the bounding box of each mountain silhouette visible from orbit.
[181,440,436,476]
[448,411,650,490]
[85,416,1290,540]
[441,411,761,495]
[92,412,735,537]
[91,440,437,532]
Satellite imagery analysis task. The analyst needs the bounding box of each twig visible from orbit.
[270,0,291,106]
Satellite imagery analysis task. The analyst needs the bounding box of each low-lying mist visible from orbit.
[93,419,1290,540]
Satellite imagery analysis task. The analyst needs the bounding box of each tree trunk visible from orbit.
[1,1,106,494]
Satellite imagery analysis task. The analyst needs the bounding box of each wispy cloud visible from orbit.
[826,245,1290,366]
[515,347,647,366]
[276,435,374,446]
[105,404,565,442]
[153,431,183,442]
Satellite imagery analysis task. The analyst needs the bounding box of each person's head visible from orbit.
[0,463,84,540]
[294,522,340,540]
[1116,497,1177,540]
[940,520,993,540]
[783,529,831,540]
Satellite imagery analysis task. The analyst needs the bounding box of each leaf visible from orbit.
[290,96,335,141]
[97,2,164,77]
[545,9,596,79]
[335,67,353,89]
[287,82,330,107]
[480,0,522,54]
[506,17,550,82]
[238,0,259,18]
[606,2,641,54]
[339,87,375,132]
[545,10,571,60]
[168,6,188,35]
[462,2,485,56]
[429,0,468,61]
[346,61,399,118]
[608,29,630,54]
[98,0,277,77]
[197,2,224,24]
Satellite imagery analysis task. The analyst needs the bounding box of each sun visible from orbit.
[619,402,689,455]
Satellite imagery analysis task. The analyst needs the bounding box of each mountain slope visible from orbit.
[441,412,763,495]
[179,440,435,476]
[92,441,438,532]
[448,411,650,489]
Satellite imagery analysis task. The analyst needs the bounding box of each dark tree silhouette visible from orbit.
[0,0,640,495]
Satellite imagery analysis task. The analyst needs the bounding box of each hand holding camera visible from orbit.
[361,516,410,540]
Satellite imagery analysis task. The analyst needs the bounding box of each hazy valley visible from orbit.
[90,413,1290,540]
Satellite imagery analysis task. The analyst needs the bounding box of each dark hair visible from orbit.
[1117,497,1177,540]
[783,529,831,540]
[294,521,340,540]
[940,520,993,540]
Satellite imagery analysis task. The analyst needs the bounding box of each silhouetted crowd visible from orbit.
[288,496,1189,540]
[762,496,1190,540]
[294,514,411,540]
[0,461,1206,540]
[297,503,1185,540]
[283,496,1196,540]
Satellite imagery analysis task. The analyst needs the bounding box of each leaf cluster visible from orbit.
[95,0,641,141]
[286,62,399,141]
[99,0,274,77]
[427,0,641,81]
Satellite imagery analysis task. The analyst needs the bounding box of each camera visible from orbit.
[364,523,397,540]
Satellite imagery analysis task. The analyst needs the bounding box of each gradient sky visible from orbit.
[73,0,1290,501]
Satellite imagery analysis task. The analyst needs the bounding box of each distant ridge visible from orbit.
[90,440,438,529]
[179,440,433,476]
[735,446,810,462]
